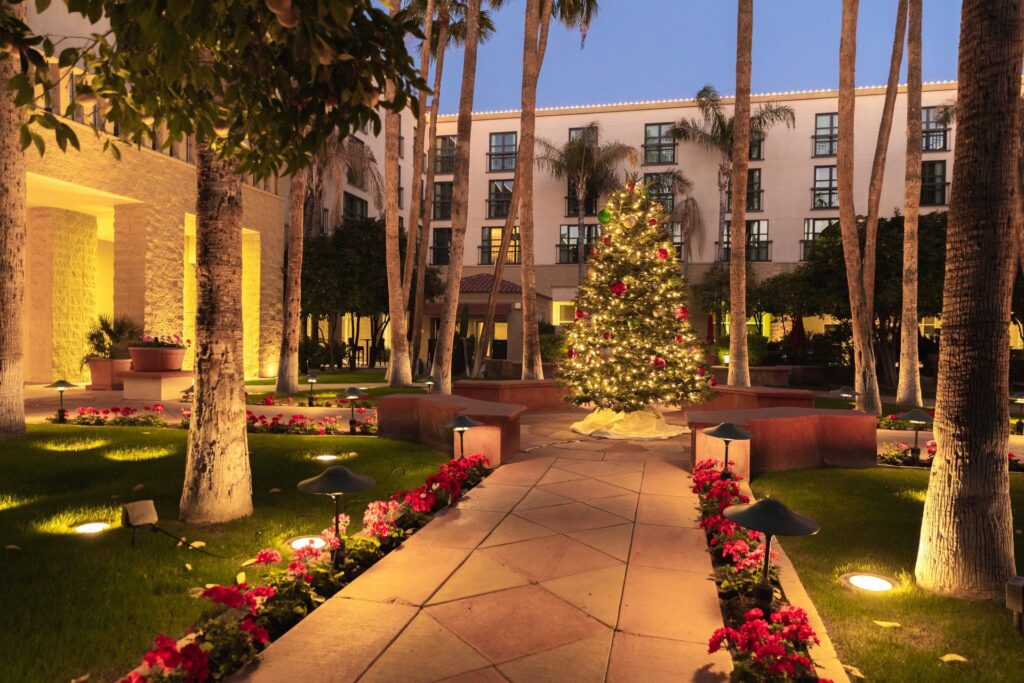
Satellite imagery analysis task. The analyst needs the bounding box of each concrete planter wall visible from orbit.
[85,357,133,390]
[128,347,186,372]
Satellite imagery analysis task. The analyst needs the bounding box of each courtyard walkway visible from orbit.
[237,412,732,682]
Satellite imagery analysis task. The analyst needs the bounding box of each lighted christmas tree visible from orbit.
[561,179,711,438]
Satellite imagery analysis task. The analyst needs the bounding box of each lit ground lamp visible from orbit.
[307,370,319,407]
[839,571,896,593]
[297,465,374,565]
[74,520,111,535]
[345,386,367,434]
[1011,393,1024,435]
[702,422,750,479]
[46,379,75,423]
[445,414,482,459]
[899,408,932,464]
[420,378,435,394]
[830,385,857,409]
[724,498,820,614]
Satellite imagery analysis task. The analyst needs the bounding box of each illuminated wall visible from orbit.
[242,230,261,378]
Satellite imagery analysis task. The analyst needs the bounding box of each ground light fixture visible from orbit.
[345,386,367,433]
[307,370,319,407]
[297,465,375,565]
[46,379,75,423]
[702,422,751,479]
[900,408,933,464]
[121,499,159,546]
[1007,576,1024,634]
[286,535,328,551]
[839,572,897,593]
[314,454,338,463]
[420,378,435,394]
[830,385,857,408]
[1011,393,1024,435]
[181,384,195,402]
[724,498,820,615]
[74,520,111,534]
[445,414,483,459]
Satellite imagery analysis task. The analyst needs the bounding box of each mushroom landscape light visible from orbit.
[702,422,751,479]
[344,387,367,433]
[307,370,319,407]
[899,408,933,464]
[46,379,75,423]
[74,521,111,534]
[444,414,483,459]
[840,572,896,593]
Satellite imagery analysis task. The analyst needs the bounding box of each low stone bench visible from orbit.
[377,394,526,465]
[121,370,193,401]
[686,407,876,479]
[694,385,816,412]
[452,379,571,412]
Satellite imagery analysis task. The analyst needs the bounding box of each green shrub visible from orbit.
[539,333,565,363]
[713,333,768,366]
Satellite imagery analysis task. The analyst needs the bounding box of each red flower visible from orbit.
[142,634,181,671]
[657,248,669,260]
[574,308,586,319]
[675,305,689,321]
[201,584,248,610]
[567,348,578,360]
[262,396,274,405]
[239,617,270,645]
[177,642,210,679]
[610,280,627,296]
[356,406,367,415]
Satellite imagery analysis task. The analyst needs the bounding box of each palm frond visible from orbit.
[555,0,599,47]
[750,102,796,135]
[694,84,723,123]
[671,118,726,153]
[936,99,957,126]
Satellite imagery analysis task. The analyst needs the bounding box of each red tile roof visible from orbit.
[460,273,522,294]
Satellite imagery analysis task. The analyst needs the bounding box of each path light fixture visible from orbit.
[724,498,820,615]
[46,379,74,423]
[702,422,750,479]
[421,378,435,394]
[899,408,932,464]
[445,414,482,459]
[307,370,319,407]
[297,465,375,566]
[723,353,730,365]
[181,384,195,402]
[1011,393,1024,435]
[345,386,367,434]
[840,572,896,594]
[829,385,857,409]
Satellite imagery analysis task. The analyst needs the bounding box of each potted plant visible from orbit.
[82,315,142,390]
[129,333,190,372]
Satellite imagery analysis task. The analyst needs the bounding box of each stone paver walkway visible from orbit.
[238,411,731,683]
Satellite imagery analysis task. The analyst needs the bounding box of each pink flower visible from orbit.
[253,548,282,565]
[356,406,367,415]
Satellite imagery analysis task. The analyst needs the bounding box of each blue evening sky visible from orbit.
[435,0,962,114]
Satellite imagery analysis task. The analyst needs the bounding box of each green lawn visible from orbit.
[0,425,447,683]
[752,468,1024,682]
[245,385,427,406]
[245,370,388,386]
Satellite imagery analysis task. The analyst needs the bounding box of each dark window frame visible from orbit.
[812,112,839,157]
[643,122,676,165]
[488,131,517,172]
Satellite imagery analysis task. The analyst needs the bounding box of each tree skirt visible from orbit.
[571,408,687,440]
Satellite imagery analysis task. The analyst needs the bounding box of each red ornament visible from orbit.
[675,305,689,321]
[567,348,578,360]
[709,377,717,387]
[697,366,706,376]
[648,218,657,226]
[657,248,669,261]
[602,236,612,246]
[674,334,684,343]
[574,308,586,320]
[650,356,666,369]
[603,331,612,341]
[627,182,636,192]
[610,280,627,296]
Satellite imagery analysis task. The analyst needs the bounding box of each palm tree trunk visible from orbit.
[863,0,908,324]
[401,0,435,307]
[276,168,305,395]
[717,162,729,264]
[0,2,27,436]
[431,0,482,394]
[916,0,1022,598]
[179,142,252,524]
[897,0,923,407]
[838,0,882,415]
[518,0,551,381]
[411,13,450,374]
[727,0,753,388]
[576,179,587,283]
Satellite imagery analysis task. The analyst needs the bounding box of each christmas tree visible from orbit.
[561,179,710,436]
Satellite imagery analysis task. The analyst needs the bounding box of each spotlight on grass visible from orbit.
[286,535,327,551]
[840,572,896,593]
[74,521,111,535]
[314,454,338,463]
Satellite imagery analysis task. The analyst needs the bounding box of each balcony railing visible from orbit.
[716,240,773,263]
[486,198,512,219]
[487,151,516,172]
[435,154,455,174]
[726,189,764,212]
[479,243,521,265]
[811,187,839,209]
[555,242,598,264]
[921,181,949,206]
[812,134,838,157]
[922,128,949,152]
[430,246,451,266]
[433,201,452,221]
[642,143,675,165]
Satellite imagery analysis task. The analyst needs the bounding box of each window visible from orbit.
[801,218,838,260]
[397,116,404,159]
[552,301,578,326]
[813,113,838,156]
[921,160,948,205]
[433,182,453,220]
[668,223,685,259]
[644,173,675,213]
[720,220,771,262]
[480,226,520,265]
[922,107,949,151]
[435,135,456,173]
[431,227,452,266]
[749,134,764,161]
[568,127,585,141]
[342,192,368,222]
[488,132,517,172]
[643,123,676,165]
[487,179,514,219]
[557,224,600,263]
[812,165,838,209]
[727,168,763,212]
[566,181,598,216]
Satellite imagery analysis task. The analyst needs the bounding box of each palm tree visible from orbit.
[727,0,753,387]
[836,0,883,416]
[661,169,704,275]
[430,0,483,394]
[897,0,923,407]
[916,0,1022,598]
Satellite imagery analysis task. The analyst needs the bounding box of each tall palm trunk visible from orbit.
[727,0,752,388]
[917,0,1022,598]
[401,0,435,307]
[431,0,481,394]
[575,178,587,283]
[837,0,882,415]
[897,0,923,406]
[518,0,552,380]
[276,168,306,395]
[0,3,27,436]
[180,142,252,523]
[411,13,450,373]
[863,0,908,324]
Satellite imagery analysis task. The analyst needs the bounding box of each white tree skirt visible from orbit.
[571,407,687,440]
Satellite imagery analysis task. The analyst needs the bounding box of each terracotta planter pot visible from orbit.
[129,347,186,372]
[86,357,133,390]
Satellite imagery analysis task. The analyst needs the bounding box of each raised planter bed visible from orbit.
[85,357,132,390]
[128,346,186,372]
[710,365,828,387]
[482,359,559,379]
[695,384,816,412]
[452,379,571,412]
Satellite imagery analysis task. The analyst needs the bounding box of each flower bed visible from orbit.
[119,453,491,682]
[55,405,168,427]
[692,460,831,682]
[877,442,1024,472]
[249,394,371,409]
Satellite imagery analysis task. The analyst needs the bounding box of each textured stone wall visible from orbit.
[242,230,261,378]
[23,208,54,382]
